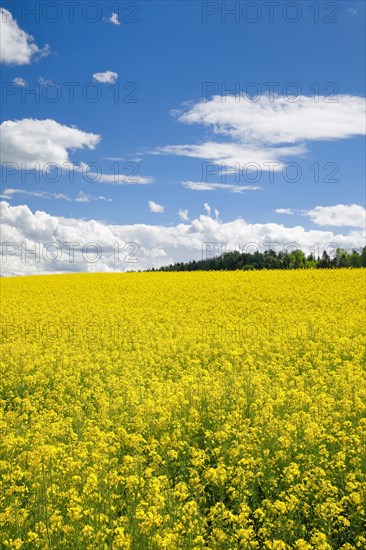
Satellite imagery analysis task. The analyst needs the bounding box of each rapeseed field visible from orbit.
[0,270,365,549]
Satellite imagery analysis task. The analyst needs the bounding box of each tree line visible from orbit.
[150,247,366,272]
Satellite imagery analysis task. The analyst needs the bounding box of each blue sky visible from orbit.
[0,1,365,274]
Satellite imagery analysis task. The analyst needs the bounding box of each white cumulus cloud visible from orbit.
[0,118,101,170]
[177,94,365,145]
[304,204,366,228]
[0,8,50,65]
[1,201,364,276]
[156,94,366,171]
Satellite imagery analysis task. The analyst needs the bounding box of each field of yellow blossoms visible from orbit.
[1,269,365,549]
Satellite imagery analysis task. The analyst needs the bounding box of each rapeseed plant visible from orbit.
[0,270,365,548]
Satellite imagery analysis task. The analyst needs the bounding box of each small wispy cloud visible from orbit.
[13,77,27,87]
[178,209,189,222]
[275,208,294,215]
[103,157,125,161]
[182,181,260,194]
[38,76,54,86]
[109,12,120,25]
[92,173,153,185]
[148,200,164,213]
[75,191,111,203]
[204,202,211,215]
[1,188,71,201]
[1,188,111,203]
[93,71,118,84]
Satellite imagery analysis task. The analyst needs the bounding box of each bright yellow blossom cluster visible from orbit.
[1,269,365,548]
